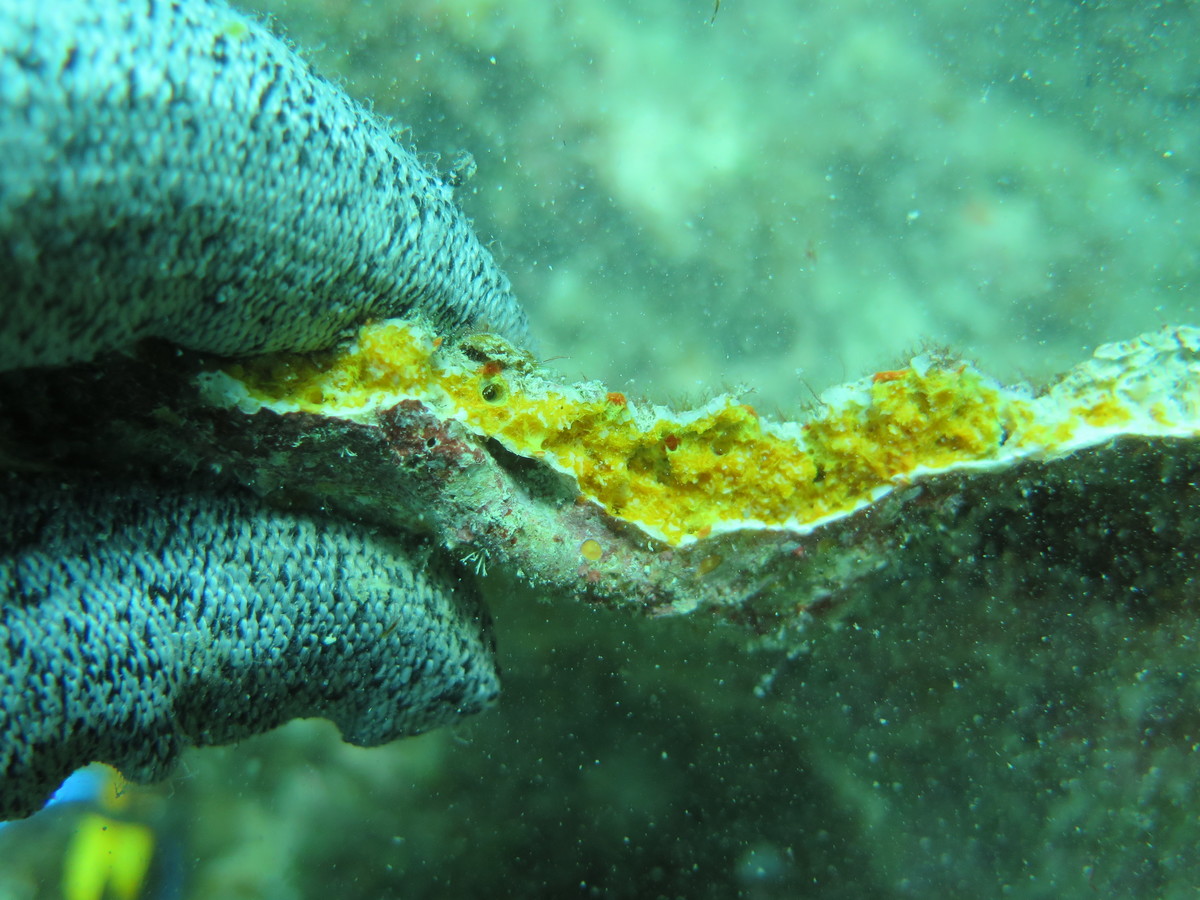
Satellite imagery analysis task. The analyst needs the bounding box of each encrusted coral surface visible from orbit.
[210,320,1200,545]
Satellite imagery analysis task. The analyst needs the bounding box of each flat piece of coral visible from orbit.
[208,320,1200,545]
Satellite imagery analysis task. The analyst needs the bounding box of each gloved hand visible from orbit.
[0,0,528,820]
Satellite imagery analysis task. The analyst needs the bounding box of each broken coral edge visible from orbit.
[199,321,1200,547]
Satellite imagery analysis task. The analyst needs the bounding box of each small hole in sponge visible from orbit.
[481,380,507,403]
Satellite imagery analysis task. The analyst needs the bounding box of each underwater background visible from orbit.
[3,0,1200,897]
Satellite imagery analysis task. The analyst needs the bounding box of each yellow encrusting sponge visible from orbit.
[203,321,1200,545]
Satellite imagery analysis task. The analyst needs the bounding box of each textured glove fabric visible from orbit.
[0,0,531,373]
[0,477,500,821]
[0,0,525,821]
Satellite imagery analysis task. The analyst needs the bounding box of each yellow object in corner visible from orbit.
[62,811,154,900]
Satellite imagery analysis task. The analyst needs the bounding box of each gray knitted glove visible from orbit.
[0,0,530,372]
[0,0,527,820]
[0,478,499,822]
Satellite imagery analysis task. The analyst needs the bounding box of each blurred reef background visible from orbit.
[3,0,1200,897]
[246,0,1200,409]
